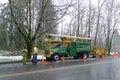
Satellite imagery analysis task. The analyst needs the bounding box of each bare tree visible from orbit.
[103,0,120,55]
[8,0,73,58]
[76,0,80,37]
[88,0,91,38]
[94,0,106,45]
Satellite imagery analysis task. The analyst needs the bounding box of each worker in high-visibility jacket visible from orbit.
[22,48,28,65]
[32,46,38,64]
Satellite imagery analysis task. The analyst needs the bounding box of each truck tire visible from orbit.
[53,54,60,61]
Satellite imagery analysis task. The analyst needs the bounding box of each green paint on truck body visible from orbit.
[45,41,91,60]
[69,41,91,56]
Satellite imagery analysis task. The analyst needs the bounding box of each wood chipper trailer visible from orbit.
[90,45,106,58]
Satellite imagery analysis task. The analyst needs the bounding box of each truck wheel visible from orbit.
[53,54,60,61]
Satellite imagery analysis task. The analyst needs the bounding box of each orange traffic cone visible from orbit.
[102,55,105,60]
[95,55,98,61]
[61,57,65,64]
[104,55,106,59]
[82,55,86,62]
[41,55,45,65]
[112,54,114,58]
[118,54,120,58]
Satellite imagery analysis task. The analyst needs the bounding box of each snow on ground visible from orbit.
[0,55,46,63]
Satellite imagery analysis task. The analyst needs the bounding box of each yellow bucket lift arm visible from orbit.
[45,34,93,41]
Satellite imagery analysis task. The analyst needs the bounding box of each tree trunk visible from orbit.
[88,0,91,38]
[26,40,34,59]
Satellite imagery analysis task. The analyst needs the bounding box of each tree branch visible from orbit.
[8,0,28,41]
[36,19,65,39]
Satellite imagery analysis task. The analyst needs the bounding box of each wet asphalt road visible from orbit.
[0,57,120,80]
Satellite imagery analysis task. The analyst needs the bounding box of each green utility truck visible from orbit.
[44,34,92,61]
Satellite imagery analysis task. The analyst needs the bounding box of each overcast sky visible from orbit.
[0,0,8,4]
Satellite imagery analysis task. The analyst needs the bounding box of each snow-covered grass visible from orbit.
[0,56,22,62]
[0,55,46,63]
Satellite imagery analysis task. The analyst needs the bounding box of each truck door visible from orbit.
[59,44,67,55]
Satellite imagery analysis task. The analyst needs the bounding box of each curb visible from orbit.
[0,60,22,64]
[0,59,45,64]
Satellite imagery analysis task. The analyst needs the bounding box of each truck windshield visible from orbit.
[52,44,66,48]
[52,44,61,48]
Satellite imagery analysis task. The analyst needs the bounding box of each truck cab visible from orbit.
[44,41,69,61]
